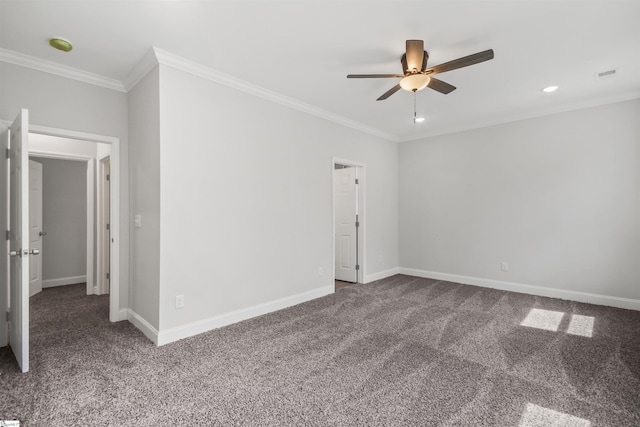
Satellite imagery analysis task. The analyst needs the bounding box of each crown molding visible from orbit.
[399,91,640,143]
[1,45,397,141]
[122,48,160,92]
[0,48,126,93]
[9,45,633,145]
[150,47,399,142]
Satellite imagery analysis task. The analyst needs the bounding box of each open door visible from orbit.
[0,126,9,347]
[29,160,43,297]
[334,166,358,283]
[9,109,30,373]
[98,156,111,295]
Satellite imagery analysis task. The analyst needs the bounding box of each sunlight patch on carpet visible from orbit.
[566,314,594,337]
[519,403,591,427]
[520,308,564,332]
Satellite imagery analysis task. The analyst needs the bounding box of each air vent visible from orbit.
[595,68,618,80]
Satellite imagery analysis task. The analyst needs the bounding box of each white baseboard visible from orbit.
[127,309,159,345]
[42,275,87,288]
[399,268,640,311]
[364,267,400,284]
[156,285,334,346]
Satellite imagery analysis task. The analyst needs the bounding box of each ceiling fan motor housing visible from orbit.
[401,51,430,74]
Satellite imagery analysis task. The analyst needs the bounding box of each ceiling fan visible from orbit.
[347,40,494,101]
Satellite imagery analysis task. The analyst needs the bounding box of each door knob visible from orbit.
[39,231,47,237]
[10,249,21,257]
[29,249,40,255]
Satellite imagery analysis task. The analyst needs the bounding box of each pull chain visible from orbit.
[413,90,424,124]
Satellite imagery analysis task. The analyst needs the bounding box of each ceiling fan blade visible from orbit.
[405,40,424,72]
[425,49,494,76]
[347,74,405,78]
[377,84,401,101]
[427,77,456,94]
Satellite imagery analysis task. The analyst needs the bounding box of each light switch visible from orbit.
[134,214,142,228]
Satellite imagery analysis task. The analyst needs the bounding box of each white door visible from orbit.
[0,125,9,347]
[100,157,110,294]
[334,167,358,282]
[9,109,30,373]
[29,160,43,297]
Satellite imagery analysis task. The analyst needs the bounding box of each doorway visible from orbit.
[28,155,92,297]
[1,113,122,372]
[28,124,121,323]
[332,158,365,290]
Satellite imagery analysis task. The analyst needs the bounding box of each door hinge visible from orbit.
[106,273,110,280]
[106,174,110,181]
[355,178,359,185]
[355,214,359,228]
[5,229,9,240]
[355,264,360,271]
[5,148,9,159]
[106,223,110,230]
[6,311,9,321]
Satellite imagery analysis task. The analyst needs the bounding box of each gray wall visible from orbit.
[32,157,87,283]
[128,65,161,330]
[399,99,640,300]
[155,63,399,332]
[1,61,130,311]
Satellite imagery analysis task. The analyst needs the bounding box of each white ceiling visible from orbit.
[1,0,639,142]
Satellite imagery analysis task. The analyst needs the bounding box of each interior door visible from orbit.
[101,157,111,294]
[29,159,43,297]
[334,167,358,283]
[9,109,30,373]
[106,159,111,293]
[0,127,9,347]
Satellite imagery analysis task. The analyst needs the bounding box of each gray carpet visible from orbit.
[1,275,639,426]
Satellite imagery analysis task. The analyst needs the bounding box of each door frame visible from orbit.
[29,151,95,296]
[332,157,366,284]
[29,124,121,322]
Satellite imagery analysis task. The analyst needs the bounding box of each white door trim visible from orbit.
[28,124,121,323]
[332,157,366,284]
[29,151,95,297]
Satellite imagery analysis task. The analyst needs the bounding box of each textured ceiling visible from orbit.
[1,0,639,141]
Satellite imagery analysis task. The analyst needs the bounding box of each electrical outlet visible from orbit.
[175,294,185,309]
[501,262,509,272]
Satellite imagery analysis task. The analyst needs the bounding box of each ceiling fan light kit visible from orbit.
[400,74,431,92]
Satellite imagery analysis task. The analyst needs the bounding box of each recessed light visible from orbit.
[414,117,425,123]
[49,38,73,52]
[542,85,559,93]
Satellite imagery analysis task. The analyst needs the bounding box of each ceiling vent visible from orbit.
[595,68,618,80]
